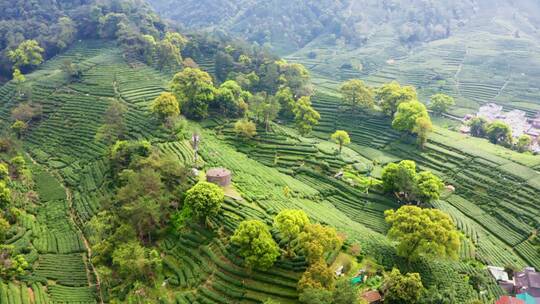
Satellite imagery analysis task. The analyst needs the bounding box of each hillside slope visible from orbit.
[1,40,539,302]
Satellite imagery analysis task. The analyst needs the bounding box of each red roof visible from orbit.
[496,296,525,304]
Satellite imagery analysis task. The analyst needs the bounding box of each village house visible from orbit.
[514,267,540,298]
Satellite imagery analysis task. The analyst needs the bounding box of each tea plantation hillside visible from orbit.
[285,3,540,117]
[0,40,538,303]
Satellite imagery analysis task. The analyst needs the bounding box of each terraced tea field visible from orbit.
[0,39,535,303]
[286,13,540,117]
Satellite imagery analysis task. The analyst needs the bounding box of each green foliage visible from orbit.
[156,32,188,70]
[0,245,28,279]
[298,223,342,263]
[486,120,512,145]
[299,287,333,304]
[7,40,44,69]
[184,181,224,221]
[250,93,281,131]
[273,209,310,255]
[293,96,320,135]
[95,100,127,144]
[234,119,257,139]
[0,217,10,242]
[330,130,351,153]
[392,100,430,134]
[333,277,359,304]
[109,140,152,174]
[516,134,532,152]
[112,240,162,281]
[384,206,460,261]
[215,80,250,117]
[231,219,280,270]
[0,163,8,181]
[377,81,417,116]
[413,116,433,148]
[151,92,180,120]
[275,60,312,97]
[468,117,487,137]
[0,182,11,209]
[298,259,335,291]
[11,120,28,138]
[381,160,444,203]
[382,268,424,304]
[276,86,296,118]
[171,67,215,119]
[340,79,374,109]
[429,94,455,115]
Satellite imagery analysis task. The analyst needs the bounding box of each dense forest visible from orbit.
[148,0,483,51]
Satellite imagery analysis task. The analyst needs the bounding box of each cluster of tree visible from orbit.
[381,160,445,204]
[0,155,34,280]
[231,210,350,304]
[0,0,168,78]
[467,117,533,152]
[339,80,436,148]
[385,205,460,262]
[88,139,192,301]
[230,209,342,271]
[165,64,319,136]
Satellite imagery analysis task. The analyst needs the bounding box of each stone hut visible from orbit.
[206,168,232,187]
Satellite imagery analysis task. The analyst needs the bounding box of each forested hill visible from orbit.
[0,0,165,79]
[147,0,540,53]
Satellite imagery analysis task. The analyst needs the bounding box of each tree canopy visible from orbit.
[231,219,280,270]
[382,268,425,304]
[298,223,342,263]
[385,205,460,261]
[429,93,455,115]
[377,81,417,116]
[170,67,215,120]
[486,121,512,145]
[381,160,444,204]
[234,119,257,139]
[340,79,374,110]
[293,96,320,135]
[183,182,224,221]
[330,130,351,153]
[151,92,180,120]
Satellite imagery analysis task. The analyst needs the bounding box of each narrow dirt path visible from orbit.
[27,153,104,303]
[63,184,104,304]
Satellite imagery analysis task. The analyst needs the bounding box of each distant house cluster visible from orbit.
[490,266,540,304]
[462,103,540,152]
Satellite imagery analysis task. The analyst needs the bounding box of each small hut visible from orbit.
[206,168,232,187]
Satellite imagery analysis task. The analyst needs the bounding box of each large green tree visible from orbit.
[293,96,320,135]
[382,268,425,304]
[469,117,487,137]
[298,223,342,263]
[273,209,310,255]
[234,119,257,139]
[95,100,127,144]
[486,121,512,145]
[183,182,224,222]
[170,68,215,120]
[151,92,180,120]
[392,100,430,133]
[384,205,460,261]
[340,79,374,110]
[215,80,249,117]
[330,130,351,154]
[429,93,455,115]
[297,259,335,291]
[376,81,417,116]
[8,40,44,69]
[231,219,280,270]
